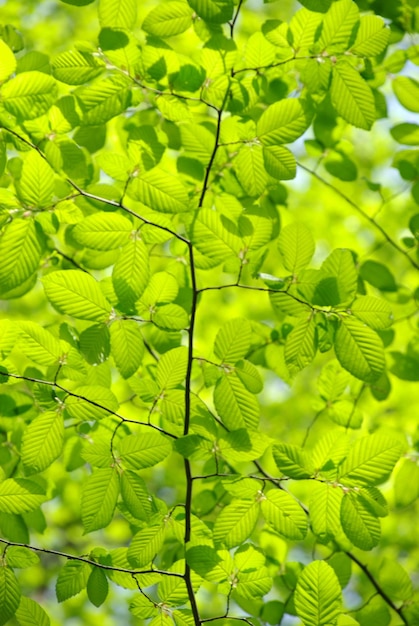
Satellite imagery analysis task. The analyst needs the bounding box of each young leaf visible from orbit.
[65,386,119,420]
[87,567,108,607]
[21,410,64,474]
[18,151,54,208]
[214,372,259,430]
[0,566,21,626]
[56,561,91,602]
[43,270,112,322]
[52,49,105,85]
[98,0,137,30]
[156,346,188,389]
[334,317,385,382]
[257,98,313,145]
[0,39,16,82]
[294,560,342,626]
[351,15,389,57]
[317,0,359,52]
[2,71,57,119]
[338,434,403,487]
[0,219,44,293]
[351,296,393,330]
[235,144,268,197]
[112,238,149,309]
[143,2,193,37]
[0,479,46,514]
[393,77,419,113]
[72,213,133,250]
[261,489,308,540]
[278,222,315,273]
[118,432,172,470]
[130,167,189,213]
[263,144,296,180]
[331,61,375,130]
[340,492,381,550]
[309,482,344,544]
[214,318,251,364]
[110,319,144,378]
[120,471,153,521]
[273,443,314,479]
[128,524,165,567]
[187,0,234,24]
[18,321,61,366]
[284,315,317,376]
[81,467,120,533]
[15,596,51,626]
[213,499,260,548]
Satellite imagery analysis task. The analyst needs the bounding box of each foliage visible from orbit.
[0,0,419,624]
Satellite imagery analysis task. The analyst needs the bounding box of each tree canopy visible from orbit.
[1,0,419,625]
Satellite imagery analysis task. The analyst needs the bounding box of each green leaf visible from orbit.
[234,360,263,393]
[143,2,193,37]
[153,304,189,330]
[187,0,234,24]
[313,248,357,306]
[257,98,313,145]
[15,596,51,626]
[81,467,120,533]
[65,385,119,421]
[112,239,149,309]
[340,492,380,550]
[156,346,188,389]
[394,459,419,507]
[18,152,54,209]
[0,566,21,626]
[214,372,259,430]
[0,478,46,513]
[261,489,308,540]
[118,432,172,470]
[294,560,342,626]
[351,296,393,330]
[56,561,91,602]
[2,71,57,119]
[334,317,385,383]
[359,260,397,292]
[375,559,413,602]
[263,145,296,180]
[338,434,403,487]
[393,77,419,113]
[130,167,189,213]
[273,443,314,479]
[331,61,375,130]
[98,0,137,29]
[87,567,108,607]
[391,123,419,145]
[186,545,233,586]
[21,410,64,474]
[18,321,61,366]
[5,547,39,569]
[213,499,260,547]
[0,39,16,82]
[128,524,165,567]
[317,0,359,52]
[191,208,241,266]
[284,315,317,376]
[52,49,105,85]
[130,594,159,619]
[76,75,132,125]
[214,318,251,364]
[110,319,144,378]
[309,482,344,544]
[73,213,133,250]
[235,144,268,196]
[351,15,389,57]
[120,470,153,521]
[43,270,112,322]
[278,222,315,273]
[0,219,44,293]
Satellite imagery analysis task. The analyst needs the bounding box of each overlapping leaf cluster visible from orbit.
[0,0,419,625]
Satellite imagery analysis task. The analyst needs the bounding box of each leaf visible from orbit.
[284,315,317,376]
[261,489,308,540]
[120,471,153,521]
[18,152,54,209]
[273,443,314,479]
[0,319,18,360]
[72,213,133,250]
[6,547,39,569]
[130,167,189,213]
[98,0,137,29]
[143,2,193,37]
[331,61,375,130]
[128,524,165,567]
[56,561,91,602]
[376,559,413,602]
[351,296,393,330]
[0,478,46,513]
[130,594,159,619]
[257,98,313,145]
[43,270,112,322]
[263,144,296,180]
[118,432,172,470]
[313,249,357,306]
[294,560,342,626]
[338,434,403,487]
[278,222,315,273]
[15,596,51,626]
[213,499,260,547]
[65,385,119,421]
[235,144,268,196]
[156,346,188,389]
[21,410,64,474]
[393,76,419,113]
[309,482,344,544]
[214,318,251,364]
[317,0,359,52]
[81,467,120,533]
[52,49,105,85]
[340,492,380,550]
[112,239,149,309]
[187,0,234,24]
[191,208,241,265]
[18,321,61,366]
[214,372,259,430]
[76,75,132,125]
[153,303,189,330]
[0,39,16,82]
[351,15,389,57]
[334,317,385,383]
[2,71,57,119]
[0,566,21,626]
[87,567,108,607]
[110,319,144,378]
[0,219,44,293]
